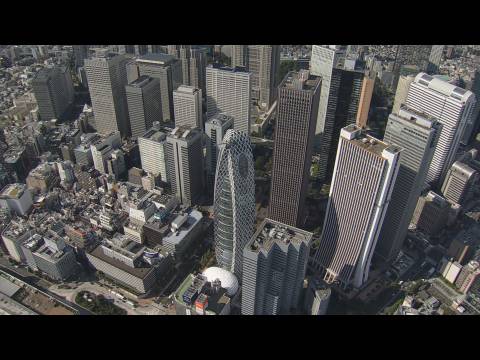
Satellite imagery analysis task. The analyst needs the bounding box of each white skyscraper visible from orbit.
[138,124,169,182]
[214,129,255,279]
[206,64,251,134]
[313,125,401,289]
[405,72,476,185]
[173,85,203,130]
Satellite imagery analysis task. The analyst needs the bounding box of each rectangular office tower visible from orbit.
[268,71,321,228]
[231,45,247,68]
[247,45,280,111]
[309,45,345,153]
[241,218,313,315]
[206,64,251,134]
[128,53,183,123]
[313,125,401,289]
[138,124,169,182]
[84,49,131,137]
[165,127,204,206]
[374,107,441,263]
[32,66,74,122]
[205,114,234,190]
[126,76,162,139]
[405,73,476,186]
[173,85,203,130]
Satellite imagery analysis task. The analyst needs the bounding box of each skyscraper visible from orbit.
[268,71,321,228]
[125,76,162,139]
[32,66,74,122]
[318,67,365,180]
[462,70,480,145]
[129,53,183,123]
[241,218,313,315]
[214,129,255,279]
[310,45,345,153]
[392,74,415,114]
[165,126,204,206]
[405,72,476,185]
[173,85,203,130]
[72,45,90,69]
[247,45,280,110]
[205,114,234,190]
[313,125,401,289]
[206,64,251,134]
[441,161,478,206]
[356,71,375,129]
[231,45,247,68]
[138,124,169,182]
[178,45,191,86]
[189,47,207,96]
[84,49,131,137]
[427,45,444,74]
[374,106,441,263]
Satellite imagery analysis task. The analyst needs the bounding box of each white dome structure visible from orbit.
[202,267,239,296]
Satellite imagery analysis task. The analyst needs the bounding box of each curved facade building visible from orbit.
[214,130,255,279]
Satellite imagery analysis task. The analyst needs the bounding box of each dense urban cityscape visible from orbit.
[1,44,480,316]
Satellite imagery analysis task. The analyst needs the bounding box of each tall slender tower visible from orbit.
[247,45,280,110]
[268,70,321,228]
[165,126,203,206]
[206,64,251,134]
[214,129,255,279]
[405,72,476,186]
[231,45,247,68]
[313,125,401,289]
[375,106,441,263]
[84,49,131,137]
[205,114,234,190]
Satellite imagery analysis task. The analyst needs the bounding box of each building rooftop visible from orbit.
[163,210,203,246]
[341,124,402,158]
[206,113,234,127]
[397,105,439,130]
[249,218,313,252]
[169,126,201,141]
[281,70,320,91]
[175,85,200,95]
[0,183,27,199]
[137,53,175,66]
[208,63,249,74]
[415,72,474,102]
[141,128,167,143]
[128,75,156,88]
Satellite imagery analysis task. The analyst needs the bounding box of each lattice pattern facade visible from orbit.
[214,130,255,279]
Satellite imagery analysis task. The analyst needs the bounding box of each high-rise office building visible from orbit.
[247,45,280,110]
[72,45,90,69]
[411,191,450,236]
[268,71,321,228]
[213,129,255,279]
[313,125,401,289]
[125,76,162,139]
[231,45,247,68]
[165,127,204,206]
[128,53,183,123]
[179,45,191,86]
[392,74,415,114]
[462,70,480,145]
[441,161,478,206]
[138,124,169,181]
[241,218,313,315]
[206,64,251,134]
[189,47,207,96]
[405,72,476,185]
[427,45,444,74]
[317,67,364,180]
[356,71,375,129]
[173,85,203,130]
[205,113,234,189]
[310,45,346,152]
[375,107,441,263]
[84,49,131,137]
[32,66,74,122]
